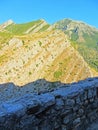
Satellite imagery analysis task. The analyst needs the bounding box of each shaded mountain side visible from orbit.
[53,18,98,72]
[0,29,97,86]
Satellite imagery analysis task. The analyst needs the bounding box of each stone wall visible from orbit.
[0,77,98,130]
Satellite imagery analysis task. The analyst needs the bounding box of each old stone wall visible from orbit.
[0,77,98,130]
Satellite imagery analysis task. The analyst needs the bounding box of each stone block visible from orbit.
[39,93,55,108]
[55,98,64,110]
[73,118,81,126]
[88,89,93,99]
[76,96,82,105]
[78,109,84,116]
[84,100,89,106]
[91,101,98,109]
[62,125,67,130]
[84,91,88,100]
[2,103,25,117]
[63,114,73,125]
[65,99,75,106]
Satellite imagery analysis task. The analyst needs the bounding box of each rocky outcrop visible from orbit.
[0,19,14,30]
[25,19,48,34]
[0,77,98,130]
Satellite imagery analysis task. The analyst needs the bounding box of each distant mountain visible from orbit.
[0,19,97,86]
[53,18,98,72]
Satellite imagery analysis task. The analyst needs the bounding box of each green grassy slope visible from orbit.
[0,31,13,49]
[5,19,50,35]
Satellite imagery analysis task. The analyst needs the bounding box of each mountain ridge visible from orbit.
[0,18,98,85]
[54,18,98,29]
[4,19,50,35]
[1,18,98,30]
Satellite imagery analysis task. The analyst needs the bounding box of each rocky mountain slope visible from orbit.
[0,19,97,86]
[53,19,98,72]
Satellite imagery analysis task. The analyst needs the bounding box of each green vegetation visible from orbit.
[36,64,39,67]
[39,24,50,32]
[22,40,25,45]
[71,32,79,41]
[0,54,7,64]
[54,71,62,78]
[5,19,50,35]
[5,20,42,35]
[38,41,42,46]
[0,31,13,49]
[55,18,71,29]
[71,31,98,71]
[29,71,32,75]
[78,45,98,71]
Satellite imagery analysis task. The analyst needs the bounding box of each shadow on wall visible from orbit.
[0,77,98,104]
[0,78,68,103]
[0,77,98,130]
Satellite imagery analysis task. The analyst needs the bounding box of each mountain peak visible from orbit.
[0,19,14,30]
[61,18,98,30]
[39,19,48,24]
[6,19,14,24]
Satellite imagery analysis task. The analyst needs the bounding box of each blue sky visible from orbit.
[0,0,98,28]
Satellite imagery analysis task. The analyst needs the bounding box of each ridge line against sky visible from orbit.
[0,0,98,28]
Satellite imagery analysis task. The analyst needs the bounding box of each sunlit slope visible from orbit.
[0,30,96,85]
[5,19,50,35]
[53,19,98,72]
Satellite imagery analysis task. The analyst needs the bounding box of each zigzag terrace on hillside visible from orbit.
[0,18,98,87]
